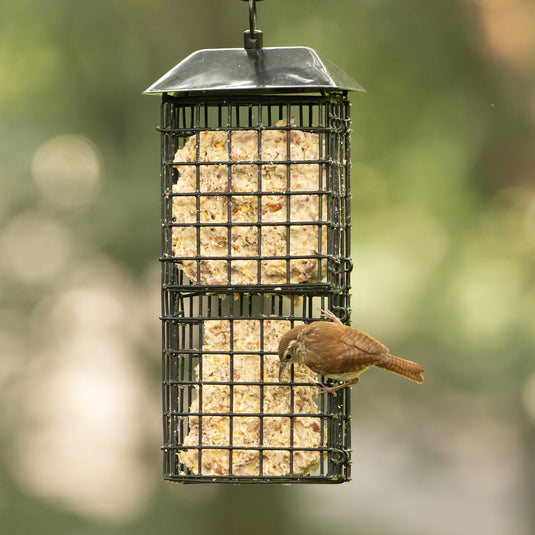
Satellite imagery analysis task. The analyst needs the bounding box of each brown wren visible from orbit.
[278,309,424,395]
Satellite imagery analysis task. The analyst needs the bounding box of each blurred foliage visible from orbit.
[1,0,534,534]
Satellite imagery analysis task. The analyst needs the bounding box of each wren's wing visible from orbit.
[334,326,389,373]
[303,322,387,376]
[340,326,389,356]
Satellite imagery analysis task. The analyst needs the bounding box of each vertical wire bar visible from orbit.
[256,103,263,285]
[227,105,233,285]
[287,288,296,480]
[228,318,235,476]
[343,96,352,478]
[289,362,295,476]
[344,98,352,303]
[178,323,185,466]
[331,99,343,296]
[321,98,333,289]
[258,317,265,476]
[194,103,202,284]
[316,99,324,284]
[344,386,352,481]
[197,319,204,476]
[319,384,326,477]
[161,99,172,477]
[285,103,292,285]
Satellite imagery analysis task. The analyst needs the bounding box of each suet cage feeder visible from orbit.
[145,0,364,483]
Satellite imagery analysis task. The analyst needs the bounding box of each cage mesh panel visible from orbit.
[160,94,351,292]
[162,293,352,483]
[160,93,352,483]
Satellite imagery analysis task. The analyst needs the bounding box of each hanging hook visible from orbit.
[249,0,257,37]
[243,0,263,49]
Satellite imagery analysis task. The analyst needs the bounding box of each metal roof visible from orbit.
[144,46,365,95]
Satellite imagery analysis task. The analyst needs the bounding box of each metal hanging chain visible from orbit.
[243,0,264,49]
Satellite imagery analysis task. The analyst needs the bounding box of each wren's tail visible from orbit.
[376,354,424,383]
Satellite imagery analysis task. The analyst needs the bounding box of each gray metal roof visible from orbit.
[144,46,365,94]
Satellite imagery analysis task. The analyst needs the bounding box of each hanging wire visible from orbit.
[243,0,264,49]
[249,0,257,37]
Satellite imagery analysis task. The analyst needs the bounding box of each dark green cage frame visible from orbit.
[145,2,363,483]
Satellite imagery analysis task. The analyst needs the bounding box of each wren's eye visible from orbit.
[283,351,292,361]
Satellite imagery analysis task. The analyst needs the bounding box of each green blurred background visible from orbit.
[1,0,534,533]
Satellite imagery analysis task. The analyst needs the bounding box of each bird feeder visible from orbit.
[145,0,364,483]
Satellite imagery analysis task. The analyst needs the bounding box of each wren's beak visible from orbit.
[279,360,289,382]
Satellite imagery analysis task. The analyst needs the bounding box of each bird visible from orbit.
[278,309,424,396]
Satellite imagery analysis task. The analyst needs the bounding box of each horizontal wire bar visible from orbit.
[160,131,341,140]
[162,352,280,357]
[158,121,345,131]
[162,222,338,230]
[162,382,343,393]
[164,479,348,484]
[160,257,331,265]
[159,121,331,127]
[160,257,339,265]
[162,351,285,357]
[164,444,337,452]
[161,93,347,104]
[160,283,344,290]
[168,159,331,166]
[159,285,345,296]
[161,250,336,256]
[165,411,328,418]
[164,190,335,197]
[160,314,328,323]
[163,382,330,388]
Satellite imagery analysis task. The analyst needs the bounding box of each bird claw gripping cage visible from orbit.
[145,0,364,483]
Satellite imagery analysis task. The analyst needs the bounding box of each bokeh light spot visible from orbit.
[0,213,72,284]
[31,134,101,209]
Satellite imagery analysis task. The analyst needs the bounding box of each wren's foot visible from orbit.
[319,308,343,324]
[315,381,340,397]
[315,377,360,397]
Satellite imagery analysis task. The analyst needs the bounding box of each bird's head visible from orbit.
[278,325,307,382]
